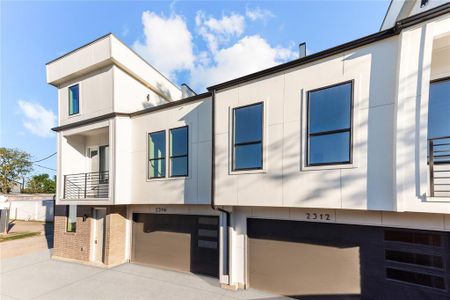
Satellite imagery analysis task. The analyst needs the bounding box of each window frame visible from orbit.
[68,84,80,116]
[66,205,77,233]
[232,102,264,171]
[169,125,189,178]
[148,130,167,179]
[428,76,450,140]
[306,80,354,167]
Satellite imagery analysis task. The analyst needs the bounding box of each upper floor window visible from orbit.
[233,103,263,171]
[66,205,77,232]
[428,78,450,139]
[169,126,188,177]
[148,131,166,178]
[307,81,353,166]
[68,84,80,115]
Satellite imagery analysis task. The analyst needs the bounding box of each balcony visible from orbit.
[428,136,450,197]
[63,171,109,199]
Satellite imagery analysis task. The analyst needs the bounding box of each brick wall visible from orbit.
[53,205,127,265]
[104,205,127,265]
[53,205,92,261]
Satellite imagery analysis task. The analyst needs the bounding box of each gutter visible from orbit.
[207,2,450,92]
[51,92,212,132]
[210,89,231,283]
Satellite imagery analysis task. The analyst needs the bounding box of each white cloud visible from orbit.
[190,35,296,90]
[246,7,275,22]
[18,100,56,138]
[132,11,195,79]
[132,9,295,91]
[196,11,245,52]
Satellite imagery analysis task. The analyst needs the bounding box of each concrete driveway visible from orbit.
[1,221,53,260]
[0,250,290,300]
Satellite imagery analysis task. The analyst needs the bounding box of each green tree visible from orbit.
[0,148,33,193]
[24,173,56,194]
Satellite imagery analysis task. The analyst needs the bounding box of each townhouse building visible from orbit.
[47,1,450,299]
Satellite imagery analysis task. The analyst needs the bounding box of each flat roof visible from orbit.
[46,33,180,93]
[208,2,450,91]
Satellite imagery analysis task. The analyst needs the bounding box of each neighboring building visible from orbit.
[6,194,54,222]
[47,1,450,299]
[6,179,24,194]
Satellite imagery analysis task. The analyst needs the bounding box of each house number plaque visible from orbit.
[305,212,332,221]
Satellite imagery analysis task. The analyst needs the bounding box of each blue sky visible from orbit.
[0,0,390,178]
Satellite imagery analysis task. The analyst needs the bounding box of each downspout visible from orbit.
[210,89,231,284]
[52,194,56,224]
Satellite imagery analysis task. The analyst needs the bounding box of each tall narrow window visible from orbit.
[428,78,450,139]
[233,103,263,170]
[307,81,352,166]
[66,205,77,232]
[148,131,166,178]
[169,126,188,177]
[68,84,80,115]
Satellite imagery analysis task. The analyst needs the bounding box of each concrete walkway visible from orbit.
[0,250,290,300]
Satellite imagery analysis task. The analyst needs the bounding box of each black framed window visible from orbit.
[66,205,77,232]
[428,78,450,139]
[148,131,166,178]
[233,103,263,170]
[307,81,353,166]
[68,84,80,115]
[386,268,445,290]
[169,126,188,177]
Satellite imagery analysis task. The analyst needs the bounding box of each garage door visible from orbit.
[132,213,219,277]
[248,219,363,299]
[247,218,450,300]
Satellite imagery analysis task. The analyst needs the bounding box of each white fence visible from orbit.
[9,198,54,222]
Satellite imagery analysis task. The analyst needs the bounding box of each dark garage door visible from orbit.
[132,213,219,277]
[247,218,450,300]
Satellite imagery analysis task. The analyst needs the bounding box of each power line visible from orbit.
[35,164,56,171]
[32,152,56,163]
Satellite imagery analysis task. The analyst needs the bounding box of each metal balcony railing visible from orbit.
[429,136,450,197]
[63,171,109,199]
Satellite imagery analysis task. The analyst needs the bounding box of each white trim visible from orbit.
[110,119,115,204]
[300,79,360,172]
[91,207,107,264]
[61,120,109,137]
[380,0,406,31]
[124,206,132,261]
[68,82,82,118]
[145,123,193,182]
[228,101,267,175]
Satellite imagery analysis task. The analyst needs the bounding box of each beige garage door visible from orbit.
[248,238,361,297]
[248,218,362,299]
[132,213,219,277]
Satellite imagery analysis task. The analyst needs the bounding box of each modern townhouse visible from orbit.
[47,1,450,299]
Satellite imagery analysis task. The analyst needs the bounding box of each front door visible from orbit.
[88,147,109,198]
[89,148,99,173]
[93,208,106,264]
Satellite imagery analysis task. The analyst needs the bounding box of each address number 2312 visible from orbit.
[305,213,331,221]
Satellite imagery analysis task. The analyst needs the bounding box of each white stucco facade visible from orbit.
[47,1,450,292]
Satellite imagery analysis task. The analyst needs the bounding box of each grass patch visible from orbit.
[0,232,41,243]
